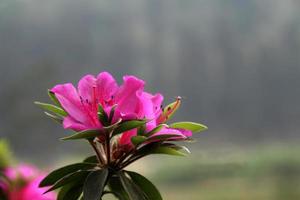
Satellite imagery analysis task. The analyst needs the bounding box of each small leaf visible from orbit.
[146,124,168,136]
[108,104,117,123]
[48,90,61,106]
[39,163,96,187]
[119,171,147,200]
[44,112,63,124]
[44,170,90,194]
[131,136,147,146]
[57,183,83,200]
[170,122,207,132]
[83,155,98,163]
[83,169,109,200]
[98,104,109,126]
[113,120,147,136]
[60,130,102,141]
[126,171,163,200]
[35,101,67,117]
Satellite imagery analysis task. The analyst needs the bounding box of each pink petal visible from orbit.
[153,127,192,139]
[51,83,88,124]
[20,176,56,200]
[96,72,119,103]
[4,164,37,181]
[114,75,145,117]
[119,129,137,146]
[78,74,97,103]
[63,116,93,131]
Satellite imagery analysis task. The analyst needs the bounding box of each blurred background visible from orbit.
[1,0,300,199]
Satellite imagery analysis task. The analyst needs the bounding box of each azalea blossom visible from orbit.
[50,72,192,146]
[1,165,55,200]
[37,71,207,200]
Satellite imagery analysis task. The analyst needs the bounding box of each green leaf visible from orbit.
[119,171,147,200]
[131,136,147,146]
[126,171,163,200]
[57,183,83,200]
[48,90,61,106]
[35,101,67,117]
[98,104,109,125]
[113,120,147,136]
[60,130,102,141]
[149,146,187,156]
[44,170,90,194]
[108,175,130,200]
[146,124,168,136]
[137,124,146,136]
[83,169,109,200]
[39,163,96,187]
[108,104,117,123]
[137,143,188,158]
[104,118,122,131]
[83,155,98,164]
[44,112,63,124]
[170,121,208,132]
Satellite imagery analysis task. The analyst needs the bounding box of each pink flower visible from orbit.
[8,176,55,200]
[51,72,191,145]
[4,164,37,181]
[2,165,55,200]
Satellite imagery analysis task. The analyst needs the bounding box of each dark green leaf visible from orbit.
[60,130,102,141]
[104,118,122,131]
[126,171,162,200]
[83,169,109,200]
[113,120,147,136]
[108,105,117,123]
[170,122,207,132]
[35,101,67,117]
[83,155,98,164]
[119,171,147,200]
[40,163,96,187]
[58,183,83,200]
[48,90,61,106]
[108,175,130,200]
[98,104,109,125]
[146,124,168,137]
[131,136,147,146]
[44,170,90,194]
[137,124,146,136]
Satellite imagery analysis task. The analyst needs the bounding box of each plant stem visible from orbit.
[106,131,111,166]
[88,140,105,165]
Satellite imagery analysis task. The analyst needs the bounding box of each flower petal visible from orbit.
[78,74,97,103]
[119,129,137,146]
[153,127,192,139]
[114,75,145,118]
[51,83,88,123]
[96,72,119,103]
[63,116,92,132]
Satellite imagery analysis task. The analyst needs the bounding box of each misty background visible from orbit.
[0,0,300,164]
